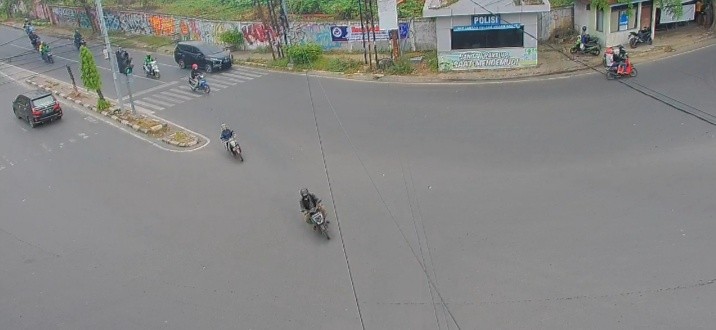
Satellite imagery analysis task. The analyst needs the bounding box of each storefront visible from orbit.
[423,0,550,71]
[574,0,657,47]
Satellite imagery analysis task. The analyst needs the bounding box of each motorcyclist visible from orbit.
[612,45,628,74]
[29,32,39,49]
[144,54,155,73]
[73,29,82,46]
[189,63,200,88]
[24,19,34,35]
[39,41,50,60]
[300,188,327,226]
[219,123,235,151]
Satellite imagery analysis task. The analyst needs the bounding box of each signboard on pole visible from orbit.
[330,23,409,42]
[377,0,399,31]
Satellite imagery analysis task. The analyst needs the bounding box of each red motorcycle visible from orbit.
[606,58,637,80]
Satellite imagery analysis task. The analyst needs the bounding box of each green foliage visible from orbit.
[385,57,414,75]
[550,0,575,7]
[324,57,362,73]
[219,29,245,48]
[79,46,102,92]
[398,0,424,18]
[286,43,323,65]
[423,50,438,72]
[288,0,322,14]
[97,98,111,111]
[658,0,684,19]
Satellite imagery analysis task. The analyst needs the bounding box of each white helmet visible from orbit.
[221,123,228,130]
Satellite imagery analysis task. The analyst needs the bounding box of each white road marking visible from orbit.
[133,99,165,111]
[160,90,193,100]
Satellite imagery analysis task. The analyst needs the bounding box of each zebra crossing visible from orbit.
[125,67,268,112]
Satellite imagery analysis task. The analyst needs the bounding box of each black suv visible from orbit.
[174,41,233,73]
[12,90,62,128]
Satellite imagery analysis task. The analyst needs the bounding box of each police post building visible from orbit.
[423,0,551,71]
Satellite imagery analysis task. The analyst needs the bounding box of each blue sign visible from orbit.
[472,14,501,26]
[454,23,522,32]
[330,26,348,42]
[619,11,629,26]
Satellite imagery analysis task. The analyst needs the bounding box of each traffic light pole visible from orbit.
[94,0,124,112]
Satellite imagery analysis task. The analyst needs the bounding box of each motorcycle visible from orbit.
[307,206,330,240]
[30,37,40,51]
[224,137,243,161]
[74,38,86,50]
[629,27,652,48]
[41,51,54,64]
[569,34,601,56]
[143,60,160,79]
[606,57,637,80]
[190,75,210,94]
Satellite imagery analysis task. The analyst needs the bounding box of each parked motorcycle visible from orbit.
[74,38,86,50]
[307,206,330,240]
[190,75,210,94]
[570,35,601,56]
[606,57,637,80]
[629,27,652,48]
[143,60,160,79]
[225,137,243,161]
[41,51,54,64]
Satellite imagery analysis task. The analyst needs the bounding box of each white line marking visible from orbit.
[151,93,182,104]
[221,72,254,80]
[139,97,174,107]
[231,69,263,77]
[217,76,247,83]
[133,100,165,110]
[166,88,200,98]
[211,82,231,88]
[126,80,178,99]
[160,91,193,100]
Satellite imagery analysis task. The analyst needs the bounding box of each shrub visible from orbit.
[286,43,323,65]
[325,58,362,72]
[97,98,111,111]
[385,57,414,75]
[219,29,244,49]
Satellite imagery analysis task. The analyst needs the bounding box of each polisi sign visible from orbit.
[472,14,501,26]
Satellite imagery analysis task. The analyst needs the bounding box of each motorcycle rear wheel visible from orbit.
[629,38,638,48]
[590,47,600,56]
[569,46,577,54]
[629,67,638,77]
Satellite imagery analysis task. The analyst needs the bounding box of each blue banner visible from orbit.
[330,26,349,42]
[453,23,522,32]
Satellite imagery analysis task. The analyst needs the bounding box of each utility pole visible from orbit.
[94,0,124,111]
[358,0,368,65]
[125,75,137,114]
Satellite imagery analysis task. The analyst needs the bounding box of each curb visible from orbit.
[26,79,200,148]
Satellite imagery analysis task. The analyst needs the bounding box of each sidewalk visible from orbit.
[4,19,714,83]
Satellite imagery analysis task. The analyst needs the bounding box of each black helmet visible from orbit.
[300,188,308,197]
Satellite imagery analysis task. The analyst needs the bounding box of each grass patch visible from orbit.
[109,32,175,52]
[167,131,195,144]
[385,57,415,75]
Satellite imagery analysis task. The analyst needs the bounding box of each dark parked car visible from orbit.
[12,90,62,128]
[174,41,233,73]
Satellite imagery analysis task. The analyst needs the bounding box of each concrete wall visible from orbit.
[538,6,574,40]
[28,4,437,52]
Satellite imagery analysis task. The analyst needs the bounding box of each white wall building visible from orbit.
[423,0,551,71]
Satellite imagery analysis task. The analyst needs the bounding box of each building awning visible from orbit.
[423,0,551,18]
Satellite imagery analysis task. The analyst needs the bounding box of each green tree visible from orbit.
[79,46,107,107]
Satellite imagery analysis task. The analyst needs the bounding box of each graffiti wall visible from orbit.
[39,6,437,51]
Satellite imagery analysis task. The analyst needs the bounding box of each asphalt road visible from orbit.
[1,27,715,329]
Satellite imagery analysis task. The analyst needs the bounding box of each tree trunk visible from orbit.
[76,0,98,33]
[96,89,104,100]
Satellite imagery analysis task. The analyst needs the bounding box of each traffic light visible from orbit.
[115,51,126,73]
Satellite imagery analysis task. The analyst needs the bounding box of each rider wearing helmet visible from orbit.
[219,123,235,151]
[189,63,200,87]
[300,188,327,226]
[144,53,154,74]
[39,41,50,58]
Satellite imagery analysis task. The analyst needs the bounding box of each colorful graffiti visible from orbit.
[41,6,432,51]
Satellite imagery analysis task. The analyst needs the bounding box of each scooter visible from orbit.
[306,206,330,240]
[224,137,243,161]
[570,35,601,56]
[629,27,652,48]
[606,57,637,80]
[190,75,210,94]
[41,51,54,64]
[143,60,160,79]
